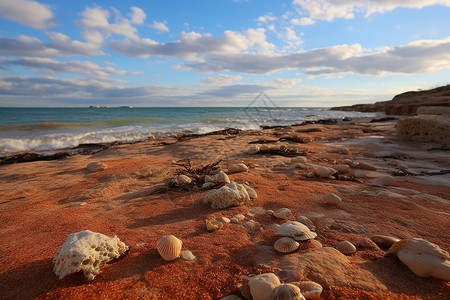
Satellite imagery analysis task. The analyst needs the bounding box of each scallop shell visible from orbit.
[336,241,356,255]
[157,235,182,261]
[296,281,323,300]
[206,218,223,232]
[180,250,196,261]
[276,221,317,241]
[271,283,305,300]
[274,237,300,253]
[273,208,293,220]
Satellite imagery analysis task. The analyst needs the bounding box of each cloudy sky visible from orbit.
[0,0,450,107]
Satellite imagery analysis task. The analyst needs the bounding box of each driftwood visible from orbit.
[176,128,242,142]
[0,152,72,165]
[252,145,307,157]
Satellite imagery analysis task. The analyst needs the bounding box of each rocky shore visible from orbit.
[0,117,449,299]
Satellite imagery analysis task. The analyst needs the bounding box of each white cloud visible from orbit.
[0,34,104,57]
[1,57,141,81]
[201,74,242,84]
[129,7,146,25]
[109,29,275,59]
[75,5,139,40]
[178,37,450,76]
[291,17,315,26]
[149,21,170,32]
[292,0,450,22]
[0,0,54,29]
[255,13,278,24]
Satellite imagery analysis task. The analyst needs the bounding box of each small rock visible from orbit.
[228,163,248,173]
[247,145,260,154]
[336,241,357,255]
[87,162,106,172]
[174,174,192,185]
[371,175,395,187]
[273,208,293,220]
[291,156,307,163]
[247,188,257,199]
[371,235,400,248]
[314,166,337,178]
[322,193,343,206]
[354,170,368,178]
[356,161,377,171]
[243,220,258,230]
[335,164,351,174]
[220,216,231,223]
[69,202,87,207]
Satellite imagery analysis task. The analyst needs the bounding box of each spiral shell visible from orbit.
[273,208,293,220]
[336,240,356,255]
[274,237,300,254]
[157,235,182,261]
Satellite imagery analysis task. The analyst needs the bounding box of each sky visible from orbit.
[0,0,450,107]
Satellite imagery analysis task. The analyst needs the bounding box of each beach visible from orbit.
[0,115,449,299]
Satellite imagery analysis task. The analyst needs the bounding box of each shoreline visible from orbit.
[0,116,448,299]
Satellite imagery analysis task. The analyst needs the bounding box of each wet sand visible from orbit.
[0,119,449,299]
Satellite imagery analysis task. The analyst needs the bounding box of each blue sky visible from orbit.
[0,0,450,107]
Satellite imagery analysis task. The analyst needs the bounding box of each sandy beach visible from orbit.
[0,117,449,299]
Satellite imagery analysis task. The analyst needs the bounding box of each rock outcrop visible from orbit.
[331,84,450,115]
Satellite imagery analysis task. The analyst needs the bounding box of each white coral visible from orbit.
[53,230,128,281]
[203,182,250,209]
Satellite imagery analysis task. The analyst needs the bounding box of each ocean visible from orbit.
[0,107,377,156]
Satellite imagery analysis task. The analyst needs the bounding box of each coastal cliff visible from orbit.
[332,84,450,115]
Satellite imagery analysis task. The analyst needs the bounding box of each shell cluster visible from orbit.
[276,221,317,241]
[157,235,182,261]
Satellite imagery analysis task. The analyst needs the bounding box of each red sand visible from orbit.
[0,121,449,299]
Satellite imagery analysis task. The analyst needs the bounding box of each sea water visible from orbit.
[0,107,377,156]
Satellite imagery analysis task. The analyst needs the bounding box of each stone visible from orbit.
[86,162,106,172]
[397,115,450,145]
[371,175,395,187]
[228,163,249,173]
[248,273,281,300]
[417,106,450,115]
[203,182,250,209]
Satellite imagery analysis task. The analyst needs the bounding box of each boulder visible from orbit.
[397,115,450,145]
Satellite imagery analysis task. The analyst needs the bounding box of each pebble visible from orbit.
[322,193,343,206]
[87,162,106,172]
[69,202,87,207]
[336,241,357,255]
[371,175,395,187]
[371,235,400,248]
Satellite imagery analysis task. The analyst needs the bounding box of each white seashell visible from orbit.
[228,163,249,173]
[206,218,223,232]
[221,216,231,223]
[276,221,317,241]
[322,193,343,206]
[87,162,106,172]
[296,216,315,230]
[274,237,300,253]
[291,156,307,163]
[157,235,182,261]
[336,241,357,255]
[371,175,394,187]
[174,174,192,185]
[273,208,293,220]
[313,166,336,178]
[248,144,261,154]
[248,273,281,300]
[180,250,196,261]
[270,283,305,300]
[296,281,323,300]
[247,188,257,199]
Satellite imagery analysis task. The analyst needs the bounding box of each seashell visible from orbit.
[174,174,192,185]
[247,188,257,199]
[313,166,336,178]
[87,162,106,172]
[271,283,305,300]
[274,237,300,253]
[322,193,343,206]
[276,221,317,241]
[228,163,249,173]
[309,239,323,249]
[371,235,400,248]
[180,250,196,261]
[220,216,231,223]
[371,175,394,187]
[296,281,323,300]
[248,144,261,154]
[273,208,293,220]
[336,241,356,255]
[296,216,315,230]
[157,235,182,261]
[206,218,223,232]
[248,273,281,300]
[291,156,307,163]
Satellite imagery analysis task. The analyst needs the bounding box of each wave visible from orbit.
[200,118,226,124]
[0,117,165,132]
